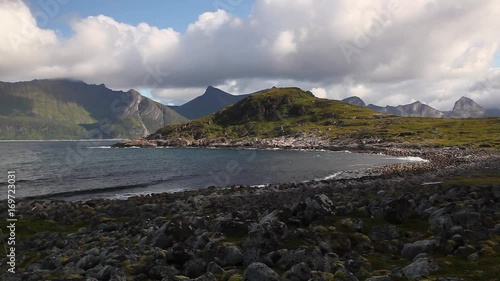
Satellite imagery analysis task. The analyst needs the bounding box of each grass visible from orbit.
[443,171,500,187]
[431,251,500,281]
[153,87,500,150]
[0,219,89,238]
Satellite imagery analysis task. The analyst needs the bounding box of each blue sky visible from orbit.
[25,0,255,36]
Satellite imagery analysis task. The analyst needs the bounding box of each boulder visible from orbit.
[242,262,281,281]
[401,240,437,260]
[183,258,207,278]
[401,258,439,280]
[451,211,481,229]
[429,208,453,237]
[284,262,312,281]
[76,255,98,270]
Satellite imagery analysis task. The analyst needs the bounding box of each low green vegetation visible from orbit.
[0,80,187,139]
[154,87,500,150]
[443,171,500,187]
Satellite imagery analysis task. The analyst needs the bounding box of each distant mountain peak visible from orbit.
[450,96,485,118]
[342,96,366,107]
[169,86,250,119]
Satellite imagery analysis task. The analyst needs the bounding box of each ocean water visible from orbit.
[0,140,422,201]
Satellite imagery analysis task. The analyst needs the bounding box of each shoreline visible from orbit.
[1,146,499,280]
[6,147,435,202]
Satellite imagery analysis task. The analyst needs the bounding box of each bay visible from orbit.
[0,140,422,201]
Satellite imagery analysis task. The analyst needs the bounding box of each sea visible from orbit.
[0,140,426,201]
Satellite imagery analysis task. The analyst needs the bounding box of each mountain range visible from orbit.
[168,86,249,119]
[1,79,499,140]
[0,79,187,139]
[342,96,500,118]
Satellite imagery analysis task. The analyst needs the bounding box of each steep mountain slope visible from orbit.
[0,79,187,139]
[147,87,500,149]
[342,96,366,107]
[447,96,486,118]
[169,86,249,119]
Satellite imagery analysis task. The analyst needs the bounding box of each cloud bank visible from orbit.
[1,0,500,109]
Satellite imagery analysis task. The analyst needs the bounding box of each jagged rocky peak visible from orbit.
[450,96,486,118]
[399,101,443,118]
[342,96,366,107]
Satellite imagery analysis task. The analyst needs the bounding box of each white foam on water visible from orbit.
[320,171,343,180]
[87,146,112,149]
[396,156,430,162]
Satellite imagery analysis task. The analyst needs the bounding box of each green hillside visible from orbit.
[153,87,500,149]
[0,79,187,139]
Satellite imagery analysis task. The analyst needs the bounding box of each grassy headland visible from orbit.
[148,87,500,150]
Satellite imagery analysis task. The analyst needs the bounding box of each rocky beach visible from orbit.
[1,144,499,281]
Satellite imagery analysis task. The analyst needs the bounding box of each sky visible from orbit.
[1,0,500,109]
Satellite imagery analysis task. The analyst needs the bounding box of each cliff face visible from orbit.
[0,79,187,139]
[448,97,486,118]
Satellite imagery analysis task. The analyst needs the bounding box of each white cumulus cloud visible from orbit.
[0,0,500,109]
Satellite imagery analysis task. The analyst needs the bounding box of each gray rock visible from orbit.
[206,261,224,275]
[493,223,500,235]
[401,240,437,260]
[260,210,288,236]
[223,245,244,266]
[148,265,178,280]
[369,224,400,242]
[76,254,98,270]
[207,244,244,267]
[451,211,481,229]
[284,262,312,281]
[95,265,126,281]
[85,247,100,256]
[332,268,359,281]
[412,253,428,262]
[41,255,61,270]
[242,262,281,281]
[306,194,335,214]
[429,208,453,236]
[183,258,207,278]
[193,273,217,281]
[366,276,392,281]
[401,258,439,280]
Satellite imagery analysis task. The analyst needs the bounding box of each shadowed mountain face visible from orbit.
[0,79,187,139]
[342,96,499,118]
[169,86,250,119]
